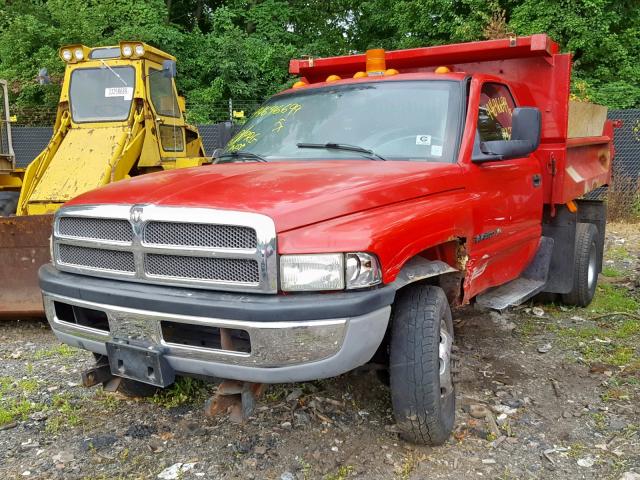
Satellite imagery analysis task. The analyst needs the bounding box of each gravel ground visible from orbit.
[0,223,638,480]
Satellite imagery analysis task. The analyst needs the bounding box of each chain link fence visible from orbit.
[604,109,640,219]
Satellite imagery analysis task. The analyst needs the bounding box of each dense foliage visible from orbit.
[1,0,638,123]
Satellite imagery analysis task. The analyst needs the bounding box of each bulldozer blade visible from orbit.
[0,214,53,317]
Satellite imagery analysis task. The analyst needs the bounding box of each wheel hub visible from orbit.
[439,320,454,398]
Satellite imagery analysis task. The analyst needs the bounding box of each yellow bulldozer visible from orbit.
[0,41,210,316]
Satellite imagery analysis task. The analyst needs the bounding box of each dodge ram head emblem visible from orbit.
[130,206,144,224]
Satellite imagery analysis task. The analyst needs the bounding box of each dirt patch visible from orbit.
[0,224,638,480]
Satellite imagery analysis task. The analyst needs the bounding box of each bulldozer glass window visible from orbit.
[69,67,135,123]
[149,68,180,118]
[159,125,184,152]
[226,80,462,163]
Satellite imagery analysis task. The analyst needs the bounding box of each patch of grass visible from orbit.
[606,246,632,262]
[325,465,353,480]
[601,266,625,277]
[0,395,42,425]
[18,378,38,393]
[151,377,210,408]
[602,387,630,402]
[33,343,77,360]
[589,284,640,313]
[397,453,424,480]
[567,442,586,458]
[591,412,607,431]
[45,393,82,433]
[94,390,120,410]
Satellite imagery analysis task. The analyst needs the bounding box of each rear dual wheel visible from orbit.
[562,223,599,307]
[389,284,456,445]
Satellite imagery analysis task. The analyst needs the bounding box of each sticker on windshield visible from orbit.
[415,135,431,146]
[431,145,443,157]
[105,87,133,101]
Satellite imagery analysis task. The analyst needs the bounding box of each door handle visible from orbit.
[532,174,542,188]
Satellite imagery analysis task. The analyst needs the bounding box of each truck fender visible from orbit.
[391,256,458,290]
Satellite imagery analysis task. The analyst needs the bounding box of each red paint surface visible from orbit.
[68,35,614,301]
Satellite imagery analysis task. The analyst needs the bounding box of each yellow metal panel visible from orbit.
[29,126,127,203]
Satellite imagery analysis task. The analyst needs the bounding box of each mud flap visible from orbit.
[0,214,53,317]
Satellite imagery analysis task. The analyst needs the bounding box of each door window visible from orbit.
[149,69,180,118]
[477,83,516,142]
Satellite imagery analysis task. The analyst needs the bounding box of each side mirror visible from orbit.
[473,107,541,163]
[162,59,177,78]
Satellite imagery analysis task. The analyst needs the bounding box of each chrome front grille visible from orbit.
[145,254,260,283]
[52,205,277,293]
[143,221,257,249]
[57,244,136,273]
[58,217,133,242]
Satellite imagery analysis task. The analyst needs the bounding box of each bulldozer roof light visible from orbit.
[58,44,90,64]
[134,44,145,56]
[121,44,133,57]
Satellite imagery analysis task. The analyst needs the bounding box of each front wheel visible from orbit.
[561,223,600,307]
[389,284,456,445]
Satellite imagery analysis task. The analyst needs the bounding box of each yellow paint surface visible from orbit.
[29,126,127,202]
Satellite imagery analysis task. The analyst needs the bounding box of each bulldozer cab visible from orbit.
[12,41,208,216]
[0,42,209,316]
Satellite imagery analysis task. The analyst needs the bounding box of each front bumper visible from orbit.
[40,265,393,383]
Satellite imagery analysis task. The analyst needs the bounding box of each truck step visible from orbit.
[476,236,554,312]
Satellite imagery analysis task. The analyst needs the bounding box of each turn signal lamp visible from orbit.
[366,49,386,75]
[326,74,341,83]
[292,80,308,89]
[566,200,578,213]
[384,68,399,76]
[435,66,451,74]
[353,71,367,79]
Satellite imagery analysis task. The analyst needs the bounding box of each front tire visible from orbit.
[389,284,455,445]
[562,223,599,307]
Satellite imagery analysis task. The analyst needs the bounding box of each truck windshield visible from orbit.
[69,66,135,123]
[226,80,461,162]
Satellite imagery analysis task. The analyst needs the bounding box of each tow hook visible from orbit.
[204,380,265,423]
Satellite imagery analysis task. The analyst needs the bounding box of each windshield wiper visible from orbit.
[297,142,386,161]
[215,150,268,163]
[99,60,128,86]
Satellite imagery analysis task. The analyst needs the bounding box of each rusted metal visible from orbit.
[81,363,114,387]
[0,214,52,317]
[204,380,265,423]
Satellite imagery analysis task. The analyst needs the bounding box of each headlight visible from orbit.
[134,44,145,56]
[281,254,344,291]
[74,48,84,61]
[62,49,72,61]
[121,45,133,57]
[280,252,381,292]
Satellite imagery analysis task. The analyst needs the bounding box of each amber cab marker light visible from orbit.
[566,200,578,213]
[292,80,307,89]
[366,48,386,75]
[435,66,451,74]
[353,71,367,79]
[326,74,341,83]
[384,68,399,76]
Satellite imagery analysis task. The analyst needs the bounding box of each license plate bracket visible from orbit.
[106,340,174,387]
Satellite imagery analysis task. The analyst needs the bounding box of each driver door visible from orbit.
[466,82,543,296]
[146,64,186,160]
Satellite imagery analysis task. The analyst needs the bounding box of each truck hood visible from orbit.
[67,160,464,232]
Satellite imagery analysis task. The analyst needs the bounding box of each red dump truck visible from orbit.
[39,34,615,444]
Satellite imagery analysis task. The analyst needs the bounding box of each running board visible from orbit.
[476,236,554,312]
